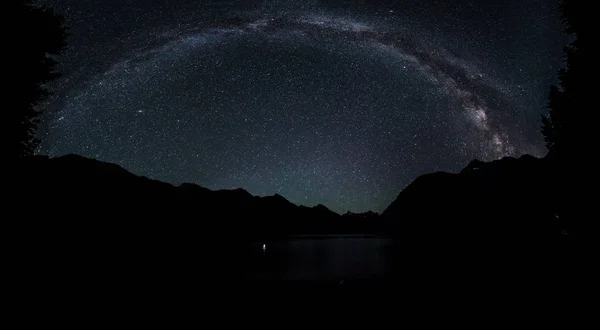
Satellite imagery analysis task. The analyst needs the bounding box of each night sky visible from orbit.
[36,0,566,213]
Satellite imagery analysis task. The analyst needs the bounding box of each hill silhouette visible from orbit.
[13,153,569,271]
[9,152,584,318]
[382,154,569,292]
[11,154,392,315]
[384,154,559,237]
[14,154,385,237]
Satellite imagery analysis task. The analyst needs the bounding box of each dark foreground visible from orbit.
[7,154,592,320]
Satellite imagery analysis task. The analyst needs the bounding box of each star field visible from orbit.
[37,0,565,213]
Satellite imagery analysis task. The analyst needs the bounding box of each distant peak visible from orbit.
[264,193,292,205]
[314,204,331,211]
[232,188,252,196]
[272,193,287,200]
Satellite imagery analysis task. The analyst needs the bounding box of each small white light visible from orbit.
[262,244,266,252]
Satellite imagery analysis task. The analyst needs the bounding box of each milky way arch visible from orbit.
[47,12,542,212]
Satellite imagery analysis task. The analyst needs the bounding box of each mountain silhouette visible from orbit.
[383,153,562,244]
[384,154,557,228]
[381,153,569,297]
[13,153,567,245]
[13,154,385,237]
[8,152,581,316]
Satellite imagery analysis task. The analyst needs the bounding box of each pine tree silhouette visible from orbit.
[10,1,66,156]
[542,0,593,240]
[542,0,591,158]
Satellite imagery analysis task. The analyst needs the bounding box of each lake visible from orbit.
[246,235,397,282]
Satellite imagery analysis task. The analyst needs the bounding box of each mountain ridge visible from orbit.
[14,154,385,236]
[8,152,573,298]
[13,152,563,241]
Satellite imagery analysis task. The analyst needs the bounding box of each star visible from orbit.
[38,0,566,213]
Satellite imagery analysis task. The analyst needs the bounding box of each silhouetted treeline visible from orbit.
[10,1,66,156]
[542,0,592,155]
[541,0,592,240]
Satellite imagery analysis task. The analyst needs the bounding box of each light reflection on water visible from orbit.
[248,236,395,281]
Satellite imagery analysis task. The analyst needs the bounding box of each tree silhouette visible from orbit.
[542,0,591,158]
[542,0,594,240]
[10,1,66,156]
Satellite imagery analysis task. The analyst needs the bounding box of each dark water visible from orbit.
[248,236,395,281]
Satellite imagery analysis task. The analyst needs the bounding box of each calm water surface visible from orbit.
[248,236,396,281]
